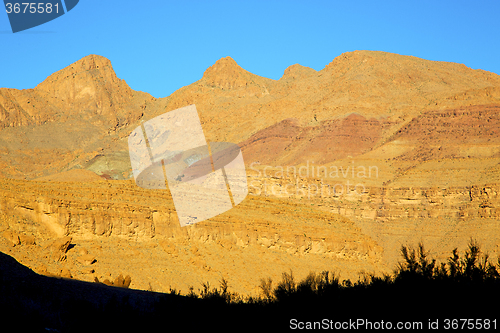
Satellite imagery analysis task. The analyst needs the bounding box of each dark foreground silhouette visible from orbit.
[1,240,499,332]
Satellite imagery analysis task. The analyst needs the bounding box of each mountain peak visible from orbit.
[216,56,239,65]
[73,54,113,71]
[201,56,250,90]
[322,50,380,71]
[201,56,275,90]
[33,54,134,116]
[37,54,116,90]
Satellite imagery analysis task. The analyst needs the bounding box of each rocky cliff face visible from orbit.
[2,173,498,293]
[249,169,500,264]
[0,176,387,294]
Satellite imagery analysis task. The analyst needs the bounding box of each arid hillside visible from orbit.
[0,176,385,295]
[0,54,168,180]
[1,51,499,180]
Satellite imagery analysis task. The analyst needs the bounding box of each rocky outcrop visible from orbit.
[328,185,500,221]
[0,178,382,262]
[252,169,500,262]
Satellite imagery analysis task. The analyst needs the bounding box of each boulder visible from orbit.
[78,254,96,265]
[52,236,72,253]
[78,247,88,255]
[102,279,113,286]
[19,234,36,245]
[113,274,132,288]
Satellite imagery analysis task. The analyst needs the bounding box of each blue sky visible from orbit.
[1,0,499,98]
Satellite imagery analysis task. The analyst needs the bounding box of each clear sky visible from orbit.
[1,0,499,98]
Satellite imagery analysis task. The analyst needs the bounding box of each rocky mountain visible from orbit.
[166,50,500,145]
[0,54,167,179]
[1,51,499,180]
[1,51,500,296]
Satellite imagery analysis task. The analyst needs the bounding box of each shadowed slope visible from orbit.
[0,251,205,331]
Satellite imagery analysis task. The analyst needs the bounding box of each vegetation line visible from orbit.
[169,239,500,306]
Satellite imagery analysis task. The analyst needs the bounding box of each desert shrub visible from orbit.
[186,286,197,298]
[168,286,181,296]
[196,277,241,305]
[259,277,274,302]
[71,239,497,330]
[166,240,500,309]
[395,239,500,284]
[273,270,296,302]
[250,240,500,311]
[395,242,436,282]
